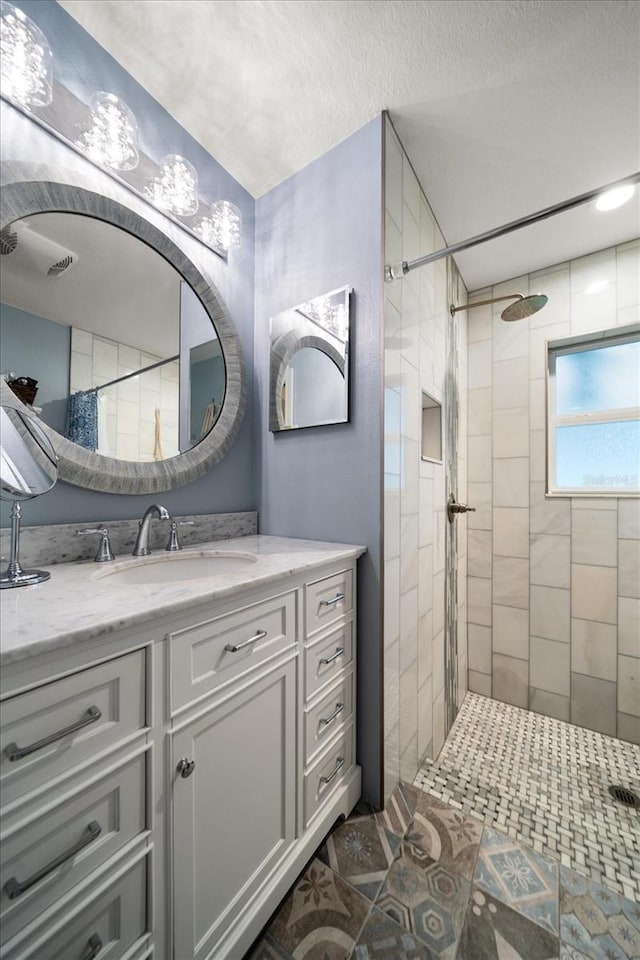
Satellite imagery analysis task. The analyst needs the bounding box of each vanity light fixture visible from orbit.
[0,0,52,110]
[76,91,139,171]
[195,200,242,250]
[145,154,199,217]
[595,184,636,212]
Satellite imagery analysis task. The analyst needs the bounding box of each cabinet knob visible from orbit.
[176,757,196,778]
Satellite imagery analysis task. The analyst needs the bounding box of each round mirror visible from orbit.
[0,174,245,494]
[0,402,58,500]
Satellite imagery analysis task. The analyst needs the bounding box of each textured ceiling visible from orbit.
[59,0,640,289]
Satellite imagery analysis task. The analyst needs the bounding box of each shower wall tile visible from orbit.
[468,670,491,697]
[530,636,570,696]
[468,576,492,626]
[492,654,528,708]
[529,688,570,722]
[571,673,617,736]
[468,530,493,578]
[618,597,640,657]
[418,545,433,615]
[571,618,617,682]
[492,357,529,409]
[618,655,640,716]
[432,689,445,758]
[571,507,618,567]
[493,407,529,458]
[618,498,640,539]
[494,458,529,507]
[618,539,640,598]
[493,508,529,558]
[530,483,570,535]
[418,675,433,759]
[493,605,529,660]
[418,610,433,688]
[467,243,637,739]
[530,533,571,588]
[530,585,570,643]
[384,558,400,648]
[468,624,492,674]
[572,564,618,624]
[492,556,529,609]
[468,387,492,435]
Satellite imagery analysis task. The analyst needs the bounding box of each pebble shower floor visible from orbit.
[414,692,640,901]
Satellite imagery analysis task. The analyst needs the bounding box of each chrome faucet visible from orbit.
[132,504,170,557]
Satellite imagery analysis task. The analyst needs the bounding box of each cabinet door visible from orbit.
[172,656,297,960]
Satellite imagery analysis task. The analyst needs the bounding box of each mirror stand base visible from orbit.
[0,568,51,589]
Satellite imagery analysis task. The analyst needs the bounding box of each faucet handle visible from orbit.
[165,519,195,552]
[77,527,115,562]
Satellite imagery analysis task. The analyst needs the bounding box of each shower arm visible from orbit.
[384,172,640,281]
[450,294,523,316]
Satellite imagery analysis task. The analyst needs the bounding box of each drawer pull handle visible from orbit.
[225,629,267,653]
[320,756,345,786]
[320,593,345,607]
[4,820,102,899]
[80,934,103,960]
[5,705,102,762]
[319,647,344,666]
[319,703,345,727]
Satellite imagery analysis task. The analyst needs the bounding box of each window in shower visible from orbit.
[547,326,640,494]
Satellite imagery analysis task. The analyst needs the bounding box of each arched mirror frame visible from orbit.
[0,171,246,494]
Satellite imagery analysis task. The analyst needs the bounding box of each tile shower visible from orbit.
[465,242,640,743]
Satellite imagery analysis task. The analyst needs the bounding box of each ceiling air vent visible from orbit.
[47,255,74,277]
[0,227,18,256]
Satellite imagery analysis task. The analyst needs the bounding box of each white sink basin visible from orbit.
[94,551,258,585]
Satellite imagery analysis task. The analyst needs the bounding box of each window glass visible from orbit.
[555,341,640,416]
[556,421,640,490]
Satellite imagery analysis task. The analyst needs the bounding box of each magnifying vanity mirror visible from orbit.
[0,402,59,588]
[269,285,351,432]
[0,172,246,494]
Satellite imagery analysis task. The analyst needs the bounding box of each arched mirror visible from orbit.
[0,175,245,493]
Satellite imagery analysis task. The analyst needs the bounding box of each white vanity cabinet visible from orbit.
[0,545,362,960]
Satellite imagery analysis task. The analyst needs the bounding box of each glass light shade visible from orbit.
[195,201,242,250]
[0,1,52,109]
[145,154,199,216]
[595,184,635,212]
[76,91,139,171]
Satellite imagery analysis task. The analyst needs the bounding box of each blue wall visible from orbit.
[3,0,255,524]
[0,303,70,434]
[255,118,384,804]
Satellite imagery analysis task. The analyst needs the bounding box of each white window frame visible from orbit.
[546,325,640,497]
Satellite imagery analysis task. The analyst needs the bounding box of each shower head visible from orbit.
[450,292,548,322]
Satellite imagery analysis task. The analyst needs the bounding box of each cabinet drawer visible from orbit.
[0,650,146,807]
[304,725,354,828]
[304,671,354,766]
[304,622,354,700]
[1,752,147,944]
[2,854,148,960]
[305,568,353,637]
[170,591,296,712]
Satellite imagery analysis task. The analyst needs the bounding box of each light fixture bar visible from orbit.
[385,172,640,281]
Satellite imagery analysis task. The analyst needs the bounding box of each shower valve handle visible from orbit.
[447,496,475,523]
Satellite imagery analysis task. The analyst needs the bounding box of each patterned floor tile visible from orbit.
[377,780,422,840]
[414,693,640,900]
[456,886,559,959]
[376,840,469,958]
[352,905,436,959]
[560,865,640,960]
[265,857,371,959]
[561,947,590,960]
[406,791,483,881]
[474,824,559,935]
[318,811,402,901]
[246,932,295,959]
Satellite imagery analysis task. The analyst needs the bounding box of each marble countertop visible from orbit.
[0,535,366,667]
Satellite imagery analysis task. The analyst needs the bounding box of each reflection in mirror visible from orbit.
[269,285,351,432]
[0,211,225,462]
[0,402,58,588]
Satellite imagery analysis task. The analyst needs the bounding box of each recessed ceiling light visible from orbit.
[595,184,636,211]
[585,280,610,295]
